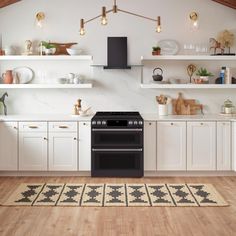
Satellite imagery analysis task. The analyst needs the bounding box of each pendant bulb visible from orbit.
[156,16,161,33]
[101,6,108,25]
[80,19,85,35]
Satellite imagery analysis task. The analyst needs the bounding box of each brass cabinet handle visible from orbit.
[58,126,69,129]
[28,126,39,129]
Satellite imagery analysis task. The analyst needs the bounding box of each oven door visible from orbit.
[91,149,143,177]
[92,128,143,148]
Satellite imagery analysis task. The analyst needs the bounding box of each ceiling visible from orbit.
[0,0,236,9]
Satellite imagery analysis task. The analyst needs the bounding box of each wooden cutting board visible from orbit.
[172,93,203,115]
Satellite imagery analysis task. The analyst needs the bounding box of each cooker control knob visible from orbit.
[134,121,138,125]
[97,121,101,125]
[139,121,143,125]
[102,121,106,125]
[92,121,96,125]
[128,121,133,125]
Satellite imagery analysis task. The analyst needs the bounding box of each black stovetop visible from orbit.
[94,111,141,117]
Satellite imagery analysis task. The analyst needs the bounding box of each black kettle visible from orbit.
[152,67,163,81]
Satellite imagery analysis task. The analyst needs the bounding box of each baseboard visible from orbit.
[0,171,235,177]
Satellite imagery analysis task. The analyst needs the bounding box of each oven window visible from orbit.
[92,131,143,147]
[93,151,142,170]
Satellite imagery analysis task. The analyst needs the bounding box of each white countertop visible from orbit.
[0,113,236,122]
[0,114,93,122]
[142,114,236,121]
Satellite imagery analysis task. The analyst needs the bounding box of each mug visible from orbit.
[2,70,13,84]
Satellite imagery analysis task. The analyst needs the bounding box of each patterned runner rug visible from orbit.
[2,183,228,207]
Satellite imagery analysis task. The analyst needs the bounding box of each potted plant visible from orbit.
[41,41,56,55]
[152,46,161,56]
[195,67,213,83]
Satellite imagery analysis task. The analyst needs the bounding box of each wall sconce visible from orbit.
[35,12,45,28]
[189,12,199,30]
[156,16,161,33]
[101,6,108,25]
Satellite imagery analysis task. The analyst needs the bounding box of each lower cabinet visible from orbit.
[217,121,231,171]
[48,122,78,171]
[79,121,91,171]
[233,122,236,171]
[49,132,78,171]
[144,121,157,171]
[157,122,186,170]
[0,122,18,171]
[19,132,48,171]
[187,122,216,171]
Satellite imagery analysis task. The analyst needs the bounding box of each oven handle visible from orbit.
[92,148,143,152]
[92,128,143,132]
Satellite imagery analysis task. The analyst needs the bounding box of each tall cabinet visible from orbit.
[0,122,18,170]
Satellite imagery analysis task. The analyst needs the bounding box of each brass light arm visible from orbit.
[117,8,157,22]
[84,9,113,24]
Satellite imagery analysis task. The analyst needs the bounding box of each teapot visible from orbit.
[152,67,163,82]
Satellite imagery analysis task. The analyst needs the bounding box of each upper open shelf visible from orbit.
[141,55,236,61]
[0,55,93,61]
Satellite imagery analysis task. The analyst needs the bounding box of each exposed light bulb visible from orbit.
[80,28,85,36]
[101,17,108,25]
[101,6,108,25]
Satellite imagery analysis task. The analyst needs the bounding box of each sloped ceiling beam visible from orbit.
[212,0,236,9]
[0,0,21,8]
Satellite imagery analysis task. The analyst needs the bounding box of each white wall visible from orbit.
[0,0,236,114]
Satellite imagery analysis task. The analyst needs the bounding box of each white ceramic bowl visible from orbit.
[66,48,82,55]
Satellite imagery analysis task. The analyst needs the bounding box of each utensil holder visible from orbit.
[158,104,168,116]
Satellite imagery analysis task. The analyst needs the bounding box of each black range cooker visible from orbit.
[91,112,144,177]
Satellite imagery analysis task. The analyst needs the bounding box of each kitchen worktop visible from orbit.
[0,113,236,122]
[0,114,93,121]
[142,114,236,121]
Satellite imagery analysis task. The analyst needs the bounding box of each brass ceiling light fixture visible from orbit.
[79,0,161,35]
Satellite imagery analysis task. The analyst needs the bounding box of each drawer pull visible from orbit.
[44,137,47,140]
[28,126,39,129]
[200,123,204,125]
[74,137,77,140]
[58,126,69,129]
[14,127,18,130]
[171,123,174,126]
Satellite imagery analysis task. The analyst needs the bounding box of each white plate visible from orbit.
[158,40,179,55]
[13,67,34,84]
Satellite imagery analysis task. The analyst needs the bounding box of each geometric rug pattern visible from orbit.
[2,183,228,207]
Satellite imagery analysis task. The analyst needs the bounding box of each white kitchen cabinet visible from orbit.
[49,133,78,171]
[217,122,231,171]
[79,121,91,171]
[233,122,236,171]
[144,121,156,171]
[49,122,78,171]
[19,132,48,171]
[157,122,186,171]
[0,122,18,171]
[187,122,216,171]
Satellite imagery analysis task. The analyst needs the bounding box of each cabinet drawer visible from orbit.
[49,122,77,132]
[19,122,47,132]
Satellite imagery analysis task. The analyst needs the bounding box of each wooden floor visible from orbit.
[0,176,236,236]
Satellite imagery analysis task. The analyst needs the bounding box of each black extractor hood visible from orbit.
[104,37,131,69]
